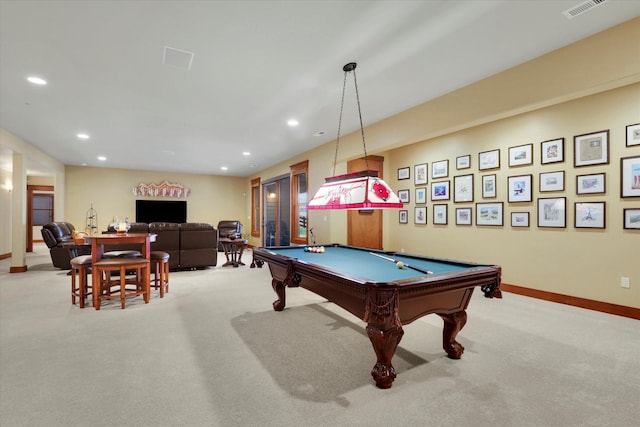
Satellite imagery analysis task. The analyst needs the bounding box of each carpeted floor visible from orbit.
[1,244,638,426]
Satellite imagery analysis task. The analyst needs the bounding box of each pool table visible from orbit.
[252,244,501,389]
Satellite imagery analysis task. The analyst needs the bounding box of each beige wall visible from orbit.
[64,166,247,234]
[0,167,11,254]
[385,84,639,307]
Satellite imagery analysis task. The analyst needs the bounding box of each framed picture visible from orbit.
[431,180,450,201]
[508,143,533,167]
[511,212,530,227]
[623,208,640,230]
[456,155,471,170]
[574,130,609,167]
[482,174,496,198]
[507,174,533,203]
[575,202,605,229]
[433,204,448,225]
[541,138,564,164]
[620,156,640,198]
[414,207,427,225]
[539,171,565,192]
[431,160,449,179]
[455,207,472,225]
[397,167,410,180]
[576,173,605,195]
[399,209,408,224]
[397,189,410,203]
[537,197,566,228]
[415,187,427,204]
[414,163,428,185]
[476,202,503,226]
[479,149,500,170]
[626,123,640,147]
[454,174,474,203]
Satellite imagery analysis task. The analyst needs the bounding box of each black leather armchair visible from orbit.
[41,222,90,269]
[216,220,243,251]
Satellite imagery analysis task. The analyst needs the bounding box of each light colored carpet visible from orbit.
[1,244,638,426]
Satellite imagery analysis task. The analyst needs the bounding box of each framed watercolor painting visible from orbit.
[479,149,500,171]
[399,209,408,224]
[511,212,530,227]
[508,143,533,167]
[537,197,566,228]
[623,208,640,230]
[397,167,410,180]
[431,180,450,201]
[574,130,609,167]
[431,160,449,179]
[456,207,472,225]
[456,155,471,170]
[482,174,496,198]
[414,163,427,185]
[476,202,503,226]
[453,174,474,203]
[576,173,605,195]
[626,123,640,147]
[541,138,564,164]
[575,202,605,229]
[620,156,640,198]
[507,174,533,203]
[539,171,564,192]
[414,207,427,225]
[433,204,448,225]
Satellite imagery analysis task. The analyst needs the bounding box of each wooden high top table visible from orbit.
[85,233,157,308]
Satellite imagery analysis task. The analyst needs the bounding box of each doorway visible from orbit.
[347,156,384,250]
[263,176,291,246]
[27,185,54,252]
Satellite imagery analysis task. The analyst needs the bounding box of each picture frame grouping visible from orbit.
[394,124,638,230]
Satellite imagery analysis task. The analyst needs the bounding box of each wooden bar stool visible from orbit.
[70,255,92,308]
[93,258,150,310]
[150,251,170,298]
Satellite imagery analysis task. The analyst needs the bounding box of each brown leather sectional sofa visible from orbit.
[43,221,219,270]
[105,222,219,269]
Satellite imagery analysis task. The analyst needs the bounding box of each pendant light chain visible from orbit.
[332,62,370,176]
[332,70,348,177]
[351,67,370,172]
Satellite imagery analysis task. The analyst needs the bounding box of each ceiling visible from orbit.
[1,0,639,177]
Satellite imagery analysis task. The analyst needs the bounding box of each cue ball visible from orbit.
[396,261,404,269]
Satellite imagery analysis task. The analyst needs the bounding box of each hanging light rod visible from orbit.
[307,62,403,210]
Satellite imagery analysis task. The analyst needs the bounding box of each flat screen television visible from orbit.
[136,200,187,224]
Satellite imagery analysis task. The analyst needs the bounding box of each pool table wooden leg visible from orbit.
[366,323,404,389]
[438,310,467,359]
[271,279,286,311]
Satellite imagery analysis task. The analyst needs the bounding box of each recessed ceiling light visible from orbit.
[221,166,228,171]
[77,133,90,140]
[314,131,326,136]
[242,152,250,156]
[97,156,107,161]
[287,119,299,127]
[27,76,47,85]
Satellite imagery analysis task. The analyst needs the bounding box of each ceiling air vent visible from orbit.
[163,46,194,70]
[563,0,609,19]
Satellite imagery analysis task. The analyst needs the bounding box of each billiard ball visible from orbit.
[396,261,404,269]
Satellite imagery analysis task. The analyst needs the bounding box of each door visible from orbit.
[27,185,54,252]
[347,156,384,249]
[263,176,291,246]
